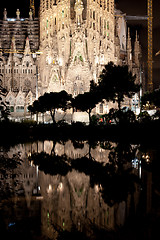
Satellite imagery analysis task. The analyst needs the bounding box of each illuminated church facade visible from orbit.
[0,0,142,119]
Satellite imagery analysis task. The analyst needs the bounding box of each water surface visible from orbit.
[0,140,159,239]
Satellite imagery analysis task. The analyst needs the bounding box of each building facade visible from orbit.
[0,0,142,119]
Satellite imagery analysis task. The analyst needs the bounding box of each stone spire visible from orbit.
[10,36,16,52]
[127,28,132,69]
[16,9,20,20]
[127,28,132,52]
[24,37,31,55]
[8,37,17,91]
[134,31,141,66]
[29,9,33,20]
[3,8,7,21]
[74,0,84,26]
[0,40,2,57]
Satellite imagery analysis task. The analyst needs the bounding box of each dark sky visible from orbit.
[0,0,160,88]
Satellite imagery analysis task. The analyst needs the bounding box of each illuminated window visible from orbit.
[107,0,109,11]
[107,21,109,30]
[99,103,103,114]
[74,83,78,96]
[100,17,102,34]
[93,11,95,20]
[16,106,24,112]
[80,83,83,94]
[70,40,71,56]
[46,0,48,9]
[10,106,14,112]
[62,9,64,18]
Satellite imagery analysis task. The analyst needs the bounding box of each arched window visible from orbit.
[99,103,103,114]
[10,106,14,112]
[16,106,24,112]
[74,83,78,96]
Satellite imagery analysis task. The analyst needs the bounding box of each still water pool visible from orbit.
[0,140,160,239]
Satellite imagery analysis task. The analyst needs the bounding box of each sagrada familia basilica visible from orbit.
[0,0,142,120]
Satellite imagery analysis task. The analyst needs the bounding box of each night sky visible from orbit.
[0,0,160,89]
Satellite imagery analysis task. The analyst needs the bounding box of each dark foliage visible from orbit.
[98,62,140,110]
[29,152,71,176]
[0,84,10,121]
[29,142,139,207]
[141,89,160,108]
[28,90,72,124]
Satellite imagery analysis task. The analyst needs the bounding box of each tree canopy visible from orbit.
[73,91,98,124]
[72,81,101,124]
[0,84,10,121]
[28,91,72,124]
[98,62,140,110]
[141,89,160,109]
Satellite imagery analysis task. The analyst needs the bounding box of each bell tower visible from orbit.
[30,0,35,18]
[39,0,71,94]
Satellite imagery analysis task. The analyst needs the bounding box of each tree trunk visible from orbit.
[50,109,56,124]
[42,112,44,124]
[51,141,56,156]
[89,143,92,160]
[62,112,66,121]
[36,112,38,123]
[88,109,92,125]
[117,95,122,124]
[118,98,121,111]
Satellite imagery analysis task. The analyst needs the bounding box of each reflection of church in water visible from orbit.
[1,140,151,239]
[0,0,142,119]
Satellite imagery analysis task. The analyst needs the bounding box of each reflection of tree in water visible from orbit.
[72,140,84,150]
[29,140,141,239]
[73,141,139,206]
[51,139,69,156]
[101,142,139,206]
[31,152,71,176]
[0,140,154,239]
[0,152,22,200]
[29,141,139,206]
